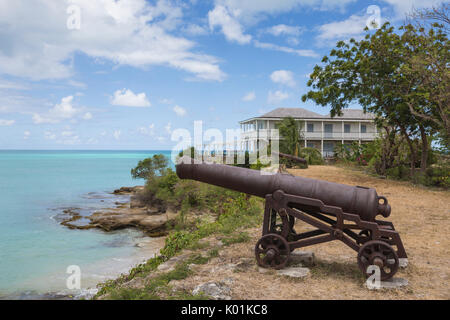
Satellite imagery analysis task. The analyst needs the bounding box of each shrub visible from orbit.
[424,164,450,188]
[300,147,324,165]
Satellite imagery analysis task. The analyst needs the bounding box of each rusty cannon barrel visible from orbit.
[273,152,307,164]
[176,157,391,222]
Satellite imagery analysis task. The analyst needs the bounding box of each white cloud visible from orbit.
[268,90,290,104]
[173,105,187,117]
[58,135,81,145]
[183,24,209,36]
[83,112,93,120]
[267,24,303,37]
[253,40,318,57]
[0,80,28,90]
[213,1,357,21]
[208,5,252,44]
[380,0,444,19]
[0,0,225,82]
[165,122,172,134]
[242,91,256,101]
[68,80,87,89]
[111,89,151,107]
[86,137,99,145]
[113,130,121,141]
[44,131,56,140]
[138,124,155,136]
[32,96,81,124]
[23,131,30,139]
[316,14,368,43]
[159,98,173,105]
[270,70,296,87]
[61,131,75,137]
[0,119,15,126]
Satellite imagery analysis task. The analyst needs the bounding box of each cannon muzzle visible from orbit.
[176,157,391,221]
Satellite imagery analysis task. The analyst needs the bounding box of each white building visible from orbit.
[240,108,378,158]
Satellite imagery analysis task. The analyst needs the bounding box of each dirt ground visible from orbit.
[172,165,450,300]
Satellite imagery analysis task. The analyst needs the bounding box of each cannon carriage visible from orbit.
[176,157,407,281]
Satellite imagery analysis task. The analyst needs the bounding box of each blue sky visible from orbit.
[0,0,445,149]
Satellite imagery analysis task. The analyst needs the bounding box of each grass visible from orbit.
[94,191,263,299]
[103,248,228,300]
[221,232,251,246]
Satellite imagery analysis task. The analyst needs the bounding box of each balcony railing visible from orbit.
[242,130,378,140]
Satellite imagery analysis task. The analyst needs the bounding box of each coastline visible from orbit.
[58,186,177,237]
[2,186,170,300]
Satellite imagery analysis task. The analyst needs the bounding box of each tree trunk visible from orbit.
[398,124,417,180]
[419,125,429,173]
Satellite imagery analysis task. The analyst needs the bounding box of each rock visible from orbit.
[157,254,190,272]
[232,258,253,272]
[258,267,271,274]
[289,251,315,266]
[276,266,310,279]
[113,186,144,195]
[399,258,408,268]
[140,215,167,230]
[130,196,146,209]
[192,281,232,300]
[88,207,168,232]
[74,288,98,300]
[59,186,175,234]
[365,277,409,290]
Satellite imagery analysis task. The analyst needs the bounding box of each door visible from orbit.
[324,124,333,138]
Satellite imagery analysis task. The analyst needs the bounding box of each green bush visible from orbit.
[300,147,324,165]
[386,165,410,180]
[131,154,169,180]
[424,165,450,188]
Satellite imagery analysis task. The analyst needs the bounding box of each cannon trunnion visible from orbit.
[176,158,407,281]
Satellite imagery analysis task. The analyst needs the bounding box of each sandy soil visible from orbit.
[172,165,450,300]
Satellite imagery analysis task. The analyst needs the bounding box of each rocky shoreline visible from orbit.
[59,186,177,237]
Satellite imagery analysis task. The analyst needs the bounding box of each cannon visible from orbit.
[272,152,307,165]
[176,157,407,281]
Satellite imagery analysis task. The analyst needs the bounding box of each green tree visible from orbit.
[402,6,450,152]
[276,117,303,157]
[131,154,169,180]
[302,21,448,178]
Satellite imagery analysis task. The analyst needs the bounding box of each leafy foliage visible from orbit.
[299,147,324,165]
[131,154,169,180]
[276,117,303,157]
[302,15,449,180]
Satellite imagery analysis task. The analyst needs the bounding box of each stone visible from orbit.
[130,196,146,208]
[399,258,408,268]
[365,277,409,290]
[157,254,190,272]
[289,251,315,266]
[386,258,408,268]
[192,281,232,300]
[276,266,310,278]
[232,258,253,272]
[258,267,271,274]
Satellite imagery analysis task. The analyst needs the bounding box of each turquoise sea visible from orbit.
[0,150,172,298]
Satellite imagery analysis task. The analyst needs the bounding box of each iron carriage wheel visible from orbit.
[357,240,399,281]
[255,233,290,269]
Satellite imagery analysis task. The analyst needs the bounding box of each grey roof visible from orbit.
[249,108,375,121]
[261,108,323,119]
[327,109,375,120]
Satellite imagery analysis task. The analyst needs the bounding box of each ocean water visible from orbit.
[0,150,172,298]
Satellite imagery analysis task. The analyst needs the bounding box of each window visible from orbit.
[307,123,314,132]
[307,142,315,148]
[361,125,367,133]
[257,121,266,130]
[344,124,351,133]
[324,124,333,133]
